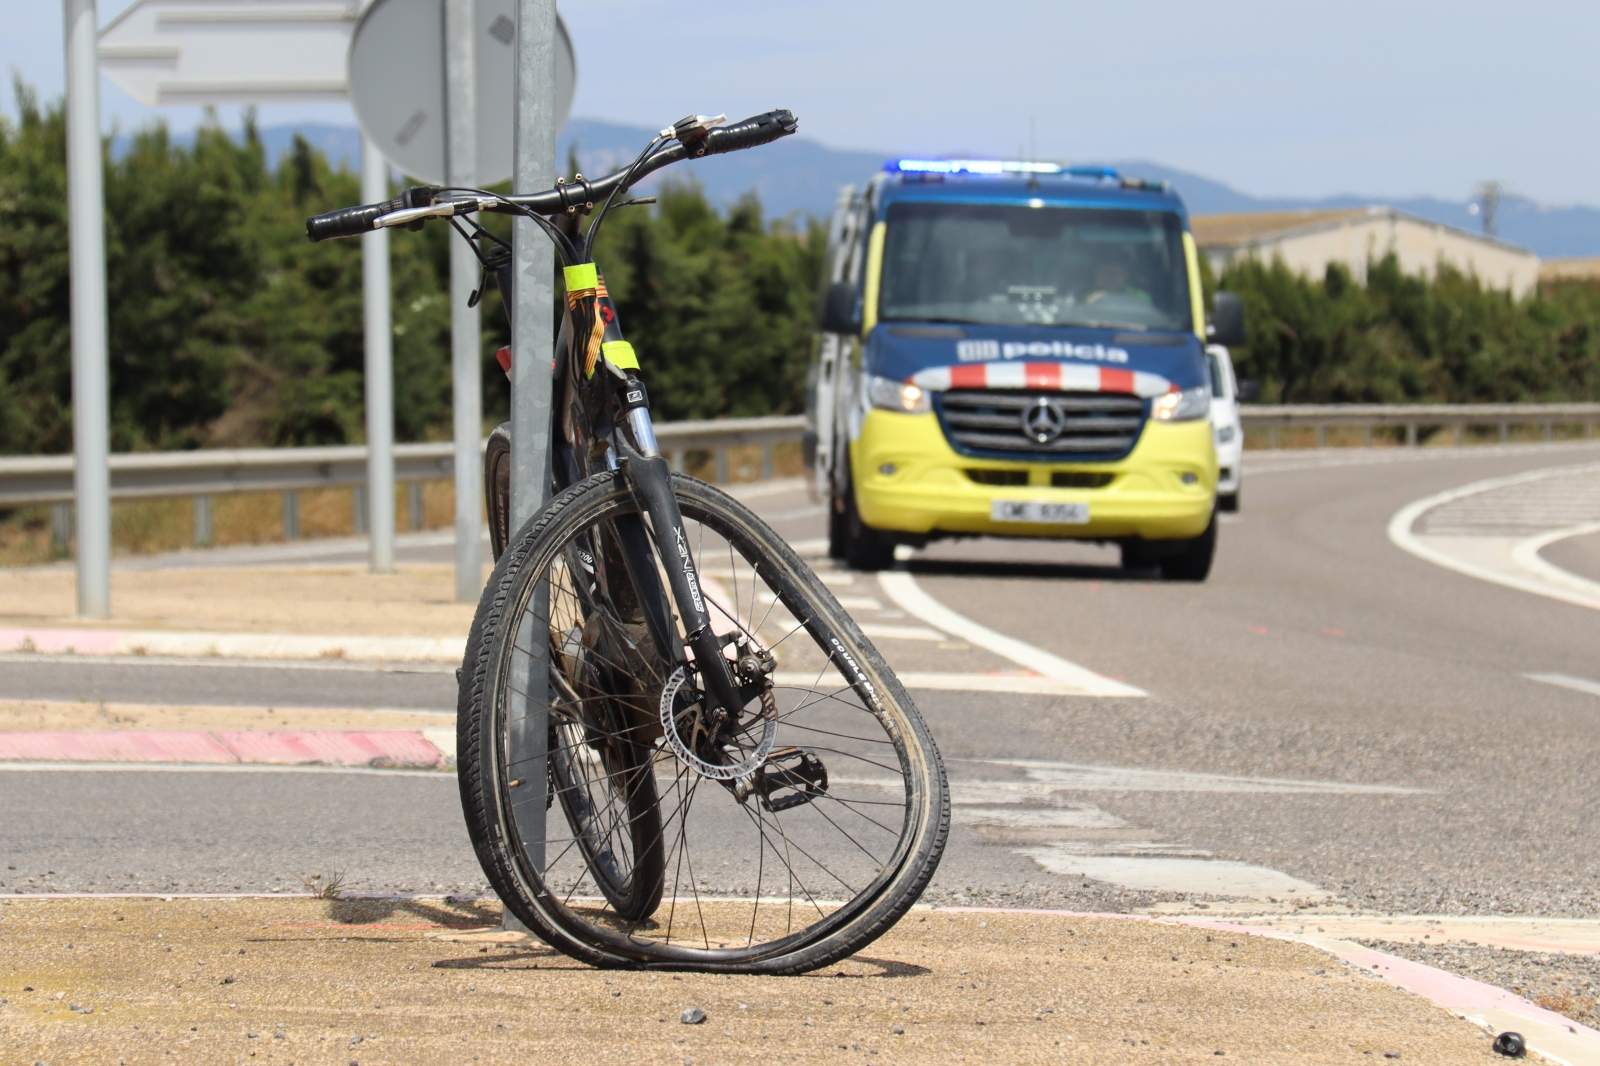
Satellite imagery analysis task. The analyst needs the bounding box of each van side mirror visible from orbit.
[1236,378,1261,403]
[1209,292,1246,347]
[820,282,861,335]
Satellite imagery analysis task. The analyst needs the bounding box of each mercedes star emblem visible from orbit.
[1021,397,1067,444]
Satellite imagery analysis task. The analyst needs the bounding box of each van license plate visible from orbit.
[991,501,1090,524]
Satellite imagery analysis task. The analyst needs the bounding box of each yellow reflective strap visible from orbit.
[601,340,640,371]
[563,263,599,291]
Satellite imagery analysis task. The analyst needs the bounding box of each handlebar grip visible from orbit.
[305,186,443,242]
[305,196,406,242]
[699,109,797,157]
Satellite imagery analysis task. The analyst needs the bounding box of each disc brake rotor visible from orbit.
[658,665,776,780]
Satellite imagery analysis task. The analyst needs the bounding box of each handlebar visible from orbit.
[304,109,797,242]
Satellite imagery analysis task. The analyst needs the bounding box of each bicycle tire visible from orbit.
[458,470,949,973]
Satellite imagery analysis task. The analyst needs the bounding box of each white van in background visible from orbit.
[1207,344,1244,512]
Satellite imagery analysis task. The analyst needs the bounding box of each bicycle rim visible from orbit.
[480,473,943,969]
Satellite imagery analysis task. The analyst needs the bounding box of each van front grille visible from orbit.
[937,389,1145,458]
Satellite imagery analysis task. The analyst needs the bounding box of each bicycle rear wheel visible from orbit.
[457,471,949,973]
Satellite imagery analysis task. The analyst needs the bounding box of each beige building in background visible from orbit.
[1192,207,1540,298]
[1539,257,1600,285]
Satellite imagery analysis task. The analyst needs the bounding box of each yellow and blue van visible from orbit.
[807,159,1244,580]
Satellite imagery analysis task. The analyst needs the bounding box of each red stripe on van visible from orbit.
[1099,368,1135,394]
[950,364,987,389]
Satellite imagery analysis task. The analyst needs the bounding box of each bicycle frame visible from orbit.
[487,247,750,726]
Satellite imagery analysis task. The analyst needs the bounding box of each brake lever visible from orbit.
[616,197,657,209]
[662,113,727,152]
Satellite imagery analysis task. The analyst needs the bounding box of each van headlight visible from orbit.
[1151,386,1210,422]
[1214,423,1236,443]
[865,375,931,415]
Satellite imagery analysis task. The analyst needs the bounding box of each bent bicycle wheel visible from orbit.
[458,471,949,973]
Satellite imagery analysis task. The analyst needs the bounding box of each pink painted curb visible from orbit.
[0,729,448,769]
[0,626,122,655]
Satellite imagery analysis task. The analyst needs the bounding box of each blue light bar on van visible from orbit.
[886,159,1122,180]
[888,159,1063,176]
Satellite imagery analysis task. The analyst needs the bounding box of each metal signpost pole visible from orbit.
[360,136,396,573]
[501,0,559,928]
[444,0,483,602]
[64,0,111,618]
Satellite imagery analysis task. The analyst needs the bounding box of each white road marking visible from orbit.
[1526,673,1600,700]
[1020,848,1329,901]
[957,805,1127,830]
[788,537,829,557]
[756,589,881,612]
[855,623,946,642]
[977,758,1426,795]
[1387,463,1600,612]
[877,570,1146,697]
[1511,522,1600,599]
[771,669,1113,694]
[891,671,1139,695]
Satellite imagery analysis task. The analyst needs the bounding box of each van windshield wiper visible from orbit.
[1063,319,1149,331]
[882,315,986,326]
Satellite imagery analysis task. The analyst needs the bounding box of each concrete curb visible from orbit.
[0,728,454,770]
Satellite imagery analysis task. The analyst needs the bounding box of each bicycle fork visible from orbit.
[620,434,748,727]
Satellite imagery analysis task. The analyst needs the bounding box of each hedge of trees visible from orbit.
[1208,256,1600,405]
[3,81,1597,459]
[0,84,824,455]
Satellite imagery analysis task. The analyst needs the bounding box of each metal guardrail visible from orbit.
[0,415,806,547]
[3,406,1597,547]
[1239,402,1600,448]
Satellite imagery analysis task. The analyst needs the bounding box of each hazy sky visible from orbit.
[7,1,1596,207]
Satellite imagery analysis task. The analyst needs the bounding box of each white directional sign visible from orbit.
[349,0,575,185]
[98,0,360,105]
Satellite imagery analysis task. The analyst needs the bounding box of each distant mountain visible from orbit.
[113,120,1600,258]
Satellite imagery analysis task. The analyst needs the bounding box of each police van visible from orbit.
[806,158,1245,579]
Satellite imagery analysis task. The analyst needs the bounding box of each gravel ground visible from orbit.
[0,897,1509,1065]
[1361,939,1600,1031]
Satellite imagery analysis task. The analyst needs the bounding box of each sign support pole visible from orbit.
[64,0,111,618]
[444,0,482,602]
[500,0,559,932]
[361,136,396,574]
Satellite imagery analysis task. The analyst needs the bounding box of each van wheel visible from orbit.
[1218,489,1240,513]
[827,488,848,560]
[1120,542,1155,572]
[1159,515,1217,582]
[841,473,896,571]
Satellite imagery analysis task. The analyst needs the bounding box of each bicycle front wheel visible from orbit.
[457,471,949,973]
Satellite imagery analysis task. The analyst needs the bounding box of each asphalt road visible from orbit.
[4,444,1598,920]
[1543,527,1600,584]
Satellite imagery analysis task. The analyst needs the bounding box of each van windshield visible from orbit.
[879,202,1192,333]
